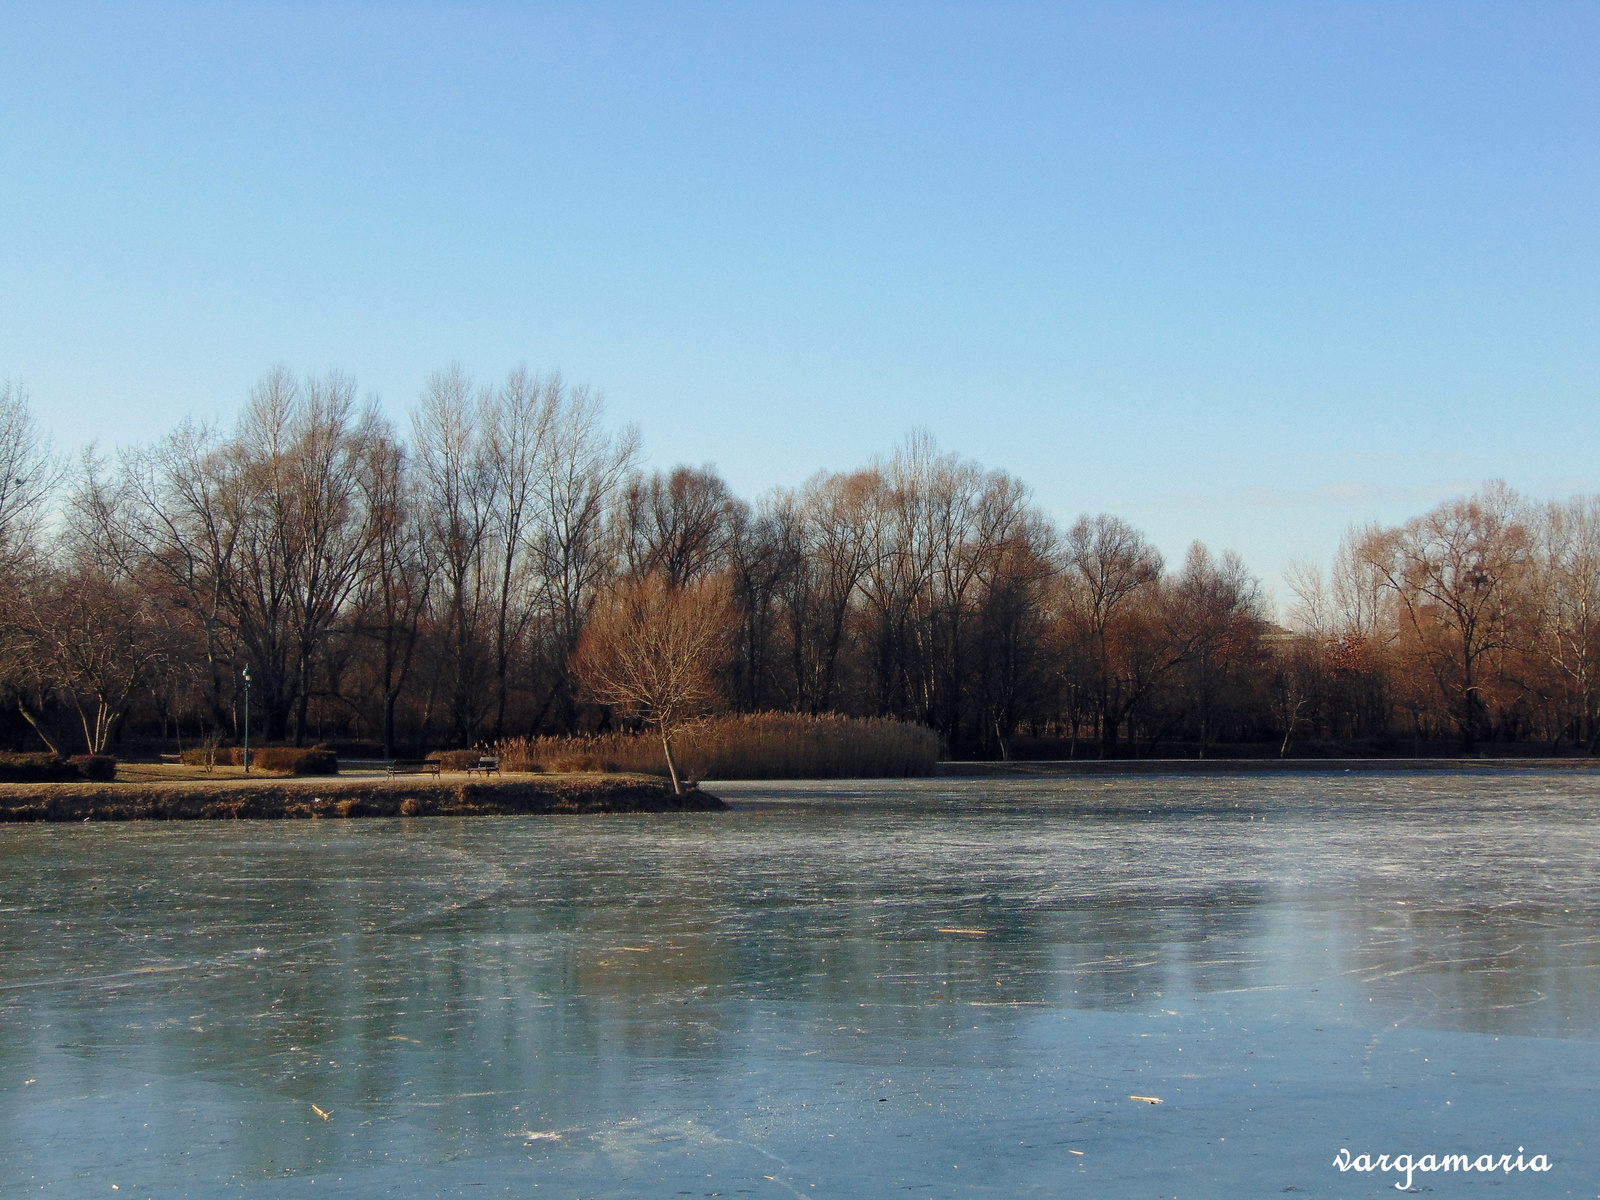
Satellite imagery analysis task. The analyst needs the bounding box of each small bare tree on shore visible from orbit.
[572,573,733,794]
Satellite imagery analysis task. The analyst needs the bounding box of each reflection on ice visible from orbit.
[3,771,1598,1195]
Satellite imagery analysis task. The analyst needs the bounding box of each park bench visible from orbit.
[465,756,499,777]
[339,758,440,778]
[384,760,441,779]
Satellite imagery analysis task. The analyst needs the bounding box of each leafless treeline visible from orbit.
[1283,483,1600,753]
[3,370,1598,758]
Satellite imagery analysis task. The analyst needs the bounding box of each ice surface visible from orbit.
[2,771,1596,1196]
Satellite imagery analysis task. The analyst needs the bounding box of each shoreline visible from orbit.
[6,757,1592,820]
[937,757,1600,776]
[0,774,725,822]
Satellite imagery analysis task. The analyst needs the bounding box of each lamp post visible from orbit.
[242,665,252,775]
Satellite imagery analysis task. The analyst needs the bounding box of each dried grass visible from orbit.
[497,712,939,780]
[427,749,486,772]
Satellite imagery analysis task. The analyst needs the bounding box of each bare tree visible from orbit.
[1165,543,1265,758]
[13,555,167,753]
[1358,483,1529,749]
[0,381,60,576]
[481,368,563,736]
[780,469,879,714]
[0,627,65,753]
[259,371,379,742]
[1285,525,1399,743]
[206,369,378,743]
[619,465,738,587]
[352,422,428,757]
[725,495,792,711]
[927,463,1035,744]
[77,421,243,736]
[1059,513,1163,756]
[970,507,1057,759]
[529,386,637,732]
[573,573,733,794]
[0,381,64,745]
[1525,497,1600,750]
[412,365,496,745]
[1268,634,1318,757]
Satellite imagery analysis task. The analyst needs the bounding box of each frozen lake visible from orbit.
[3,772,1596,1197]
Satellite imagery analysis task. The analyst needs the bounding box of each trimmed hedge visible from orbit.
[68,755,117,782]
[0,753,80,783]
[0,753,118,783]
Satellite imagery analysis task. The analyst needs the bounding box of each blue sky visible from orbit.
[3,2,1596,601]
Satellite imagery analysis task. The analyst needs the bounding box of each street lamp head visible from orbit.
[242,665,251,683]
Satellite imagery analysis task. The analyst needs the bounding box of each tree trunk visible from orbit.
[17,699,65,757]
[659,726,683,795]
[494,650,509,742]
[383,687,398,759]
[294,689,311,748]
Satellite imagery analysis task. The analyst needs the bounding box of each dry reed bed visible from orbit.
[498,712,939,780]
[0,776,723,821]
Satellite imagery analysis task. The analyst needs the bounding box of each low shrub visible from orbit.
[176,744,337,774]
[0,753,79,783]
[0,754,118,783]
[248,746,338,776]
[427,749,484,772]
[69,755,117,782]
[496,713,940,780]
[297,748,338,776]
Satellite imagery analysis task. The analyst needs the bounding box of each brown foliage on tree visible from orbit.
[571,573,734,793]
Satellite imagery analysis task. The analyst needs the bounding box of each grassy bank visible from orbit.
[499,712,939,780]
[0,775,724,822]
